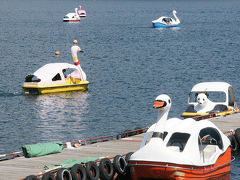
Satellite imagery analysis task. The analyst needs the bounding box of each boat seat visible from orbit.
[167,142,185,152]
[70,77,81,84]
[168,146,180,152]
[200,145,217,163]
[65,77,81,84]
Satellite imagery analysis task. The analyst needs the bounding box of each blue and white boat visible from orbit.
[152,10,180,28]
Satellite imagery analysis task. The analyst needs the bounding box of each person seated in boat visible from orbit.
[163,18,167,24]
[67,69,82,84]
[202,135,217,145]
[163,18,171,24]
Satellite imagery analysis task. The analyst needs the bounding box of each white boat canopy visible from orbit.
[25,63,80,85]
[191,82,231,93]
[134,118,230,166]
[188,82,236,107]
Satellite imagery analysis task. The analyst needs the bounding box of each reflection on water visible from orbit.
[24,91,90,142]
[231,152,240,180]
[155,27,181,32]
[0,90,23,97]
[35,91,89,121]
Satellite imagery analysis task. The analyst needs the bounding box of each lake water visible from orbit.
[0,0,240,179]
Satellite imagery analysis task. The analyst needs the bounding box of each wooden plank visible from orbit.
[210,113,240,132]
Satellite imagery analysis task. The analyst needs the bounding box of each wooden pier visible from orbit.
[0,113,240,179]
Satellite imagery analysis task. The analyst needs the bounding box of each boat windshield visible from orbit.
[199,127,223,149]
[189,91,226,103]
[64,68,75,75]
[25,74,41,82]
[52,73,61,81]
[167,132,190,152]
[163,18,172,23]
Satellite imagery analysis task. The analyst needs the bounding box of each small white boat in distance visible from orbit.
[152,10,180,28]
[63,8,81,22]
[77,5,86,17]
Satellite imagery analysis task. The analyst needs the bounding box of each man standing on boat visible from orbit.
[71,40,87,81]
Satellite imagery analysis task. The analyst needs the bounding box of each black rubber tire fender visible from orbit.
[85,161,100,180]
[56,168,72,180]
[113,155,127,175]
[24,175,38,180]
[99,158,114,180]
[70,163,87,180]
[234,128,240,144]
[228,135,238,152]
[125,152,134,164]
[125,152,134,177]
[41,172,55,180]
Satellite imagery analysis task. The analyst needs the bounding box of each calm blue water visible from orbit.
[0,0,240,178]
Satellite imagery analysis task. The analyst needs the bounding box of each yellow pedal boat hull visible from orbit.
[23,80,89,95]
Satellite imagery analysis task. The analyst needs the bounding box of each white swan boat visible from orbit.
[63,6,86,22]
[129,94,232,180]
[182,82,239,120]
[23,63,89,94]
[63,8,81,22]
[152,10,180,28]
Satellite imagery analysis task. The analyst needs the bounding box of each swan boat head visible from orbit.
[172,9,180,24]
[153,94,171,134]
[153,94,171,111]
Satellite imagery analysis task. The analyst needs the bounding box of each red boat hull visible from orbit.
[63,20,80,22]
[130,147,231,180]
